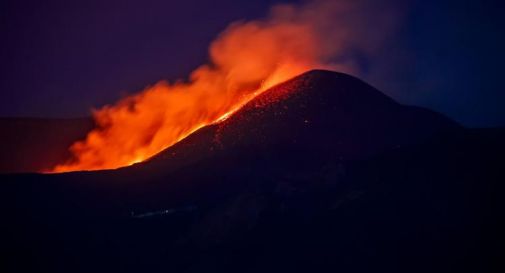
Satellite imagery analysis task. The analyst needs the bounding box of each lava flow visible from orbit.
[51,0,393,173]
[52,19,325,172]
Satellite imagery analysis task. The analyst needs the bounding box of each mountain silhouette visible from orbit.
[141,70,458,173]
[0,117,93,173]
[1,70,503,273]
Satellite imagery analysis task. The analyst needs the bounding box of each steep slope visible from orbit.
[141,70,459,172]
[0,70,457,174]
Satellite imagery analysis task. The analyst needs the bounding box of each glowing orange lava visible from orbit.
[50,2,346,173]
[49,0,402,173]
[52,30,322,172]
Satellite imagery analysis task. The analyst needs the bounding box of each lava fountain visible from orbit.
[52,25,323,172]
[52,0,400,172]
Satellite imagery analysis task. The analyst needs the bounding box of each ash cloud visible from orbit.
[54,0,408,172]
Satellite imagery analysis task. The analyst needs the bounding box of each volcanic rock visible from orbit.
[143,69,459,172]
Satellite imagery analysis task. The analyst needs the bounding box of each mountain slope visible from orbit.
[0,70,458,174]
[141,69,459,172]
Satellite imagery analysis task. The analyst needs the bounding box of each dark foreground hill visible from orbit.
[1,71,503,273]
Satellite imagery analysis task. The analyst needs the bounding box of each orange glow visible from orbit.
[49,0,402,172]
[51,18,327,172]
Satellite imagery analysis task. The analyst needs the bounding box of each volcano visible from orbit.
[1,70,503,273]
[139,70,458,173]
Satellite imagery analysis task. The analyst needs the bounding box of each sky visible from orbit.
[0,0,504,127]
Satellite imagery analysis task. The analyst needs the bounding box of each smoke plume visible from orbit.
[53,0,403,172]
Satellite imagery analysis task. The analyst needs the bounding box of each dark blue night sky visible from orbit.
[1,0,504,126]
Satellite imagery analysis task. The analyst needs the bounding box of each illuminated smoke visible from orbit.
[52,0,402,172]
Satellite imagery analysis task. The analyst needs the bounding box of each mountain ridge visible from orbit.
[137,69,459,173]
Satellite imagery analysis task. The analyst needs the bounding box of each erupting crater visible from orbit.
[51,66,314,173]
